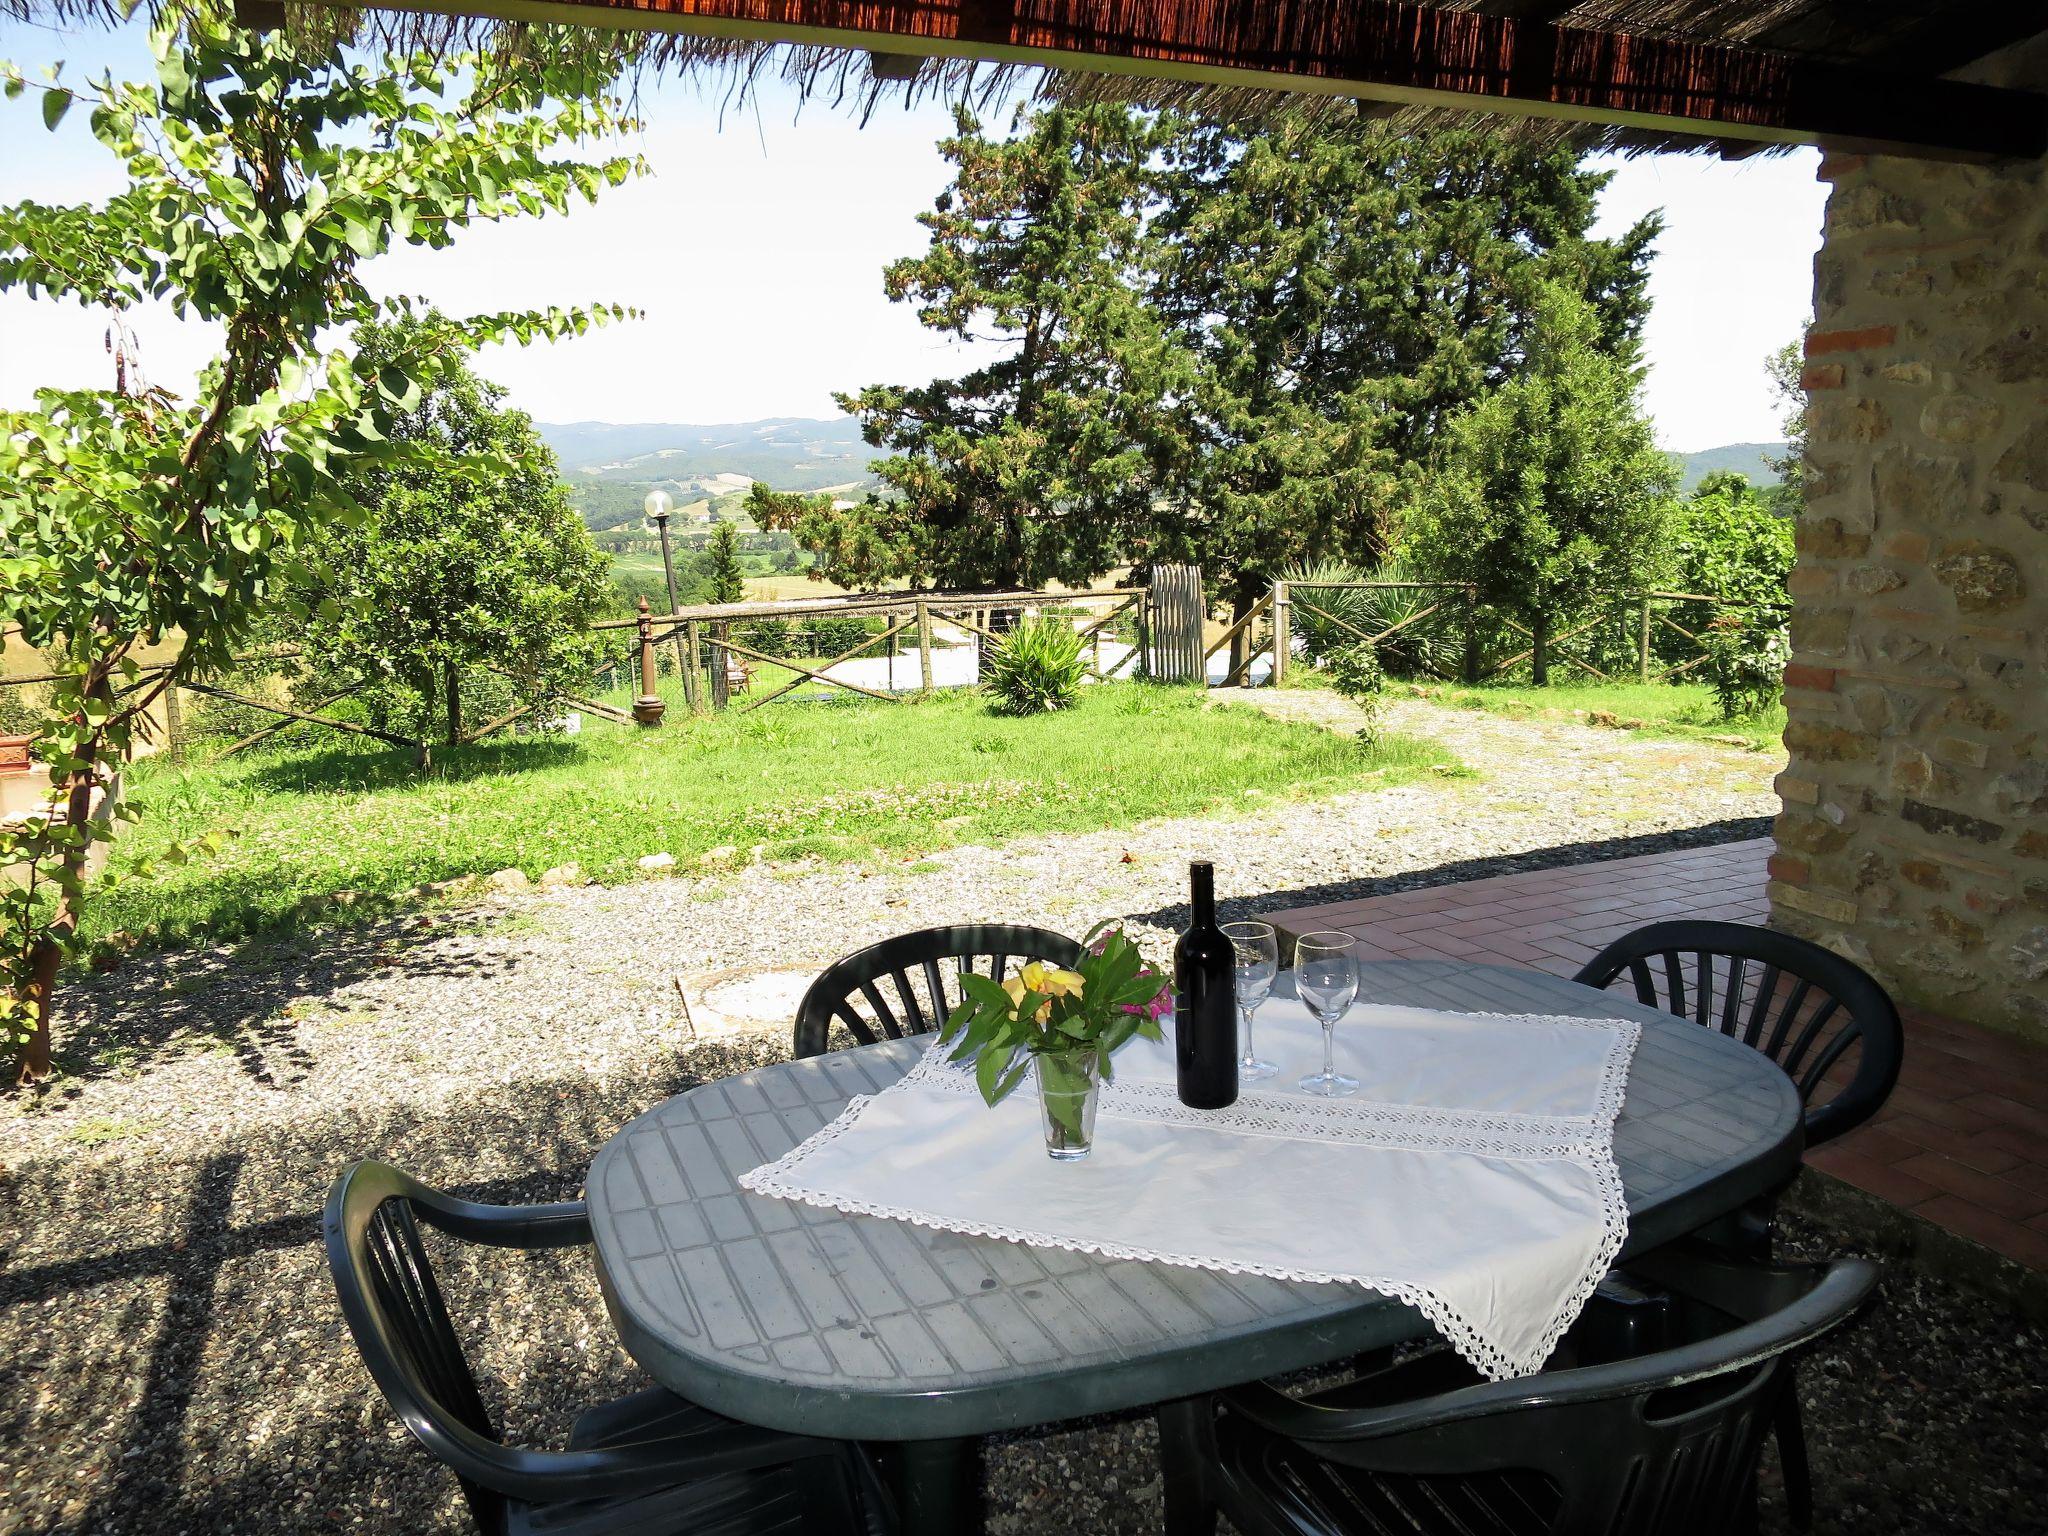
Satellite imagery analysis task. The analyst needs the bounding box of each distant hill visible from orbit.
[1670,442,1786,493]
[537,417,874,494]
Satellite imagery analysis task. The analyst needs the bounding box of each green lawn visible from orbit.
[1412,679,1786,751]
[94,684,1458,952]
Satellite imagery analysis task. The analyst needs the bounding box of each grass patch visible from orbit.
[61,1115,149,1146]
[1403,679,1785,752]
[91,684,1456,950]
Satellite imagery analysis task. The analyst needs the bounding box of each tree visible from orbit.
[1401,287,1676,684]
[1670,471,1796,608]
[287,318,612,746]
[1762,335,1808,515]
[705,520,747,605]
[1149,120,1662,625]
[825,103,1176,590]
[0,15,638,1083]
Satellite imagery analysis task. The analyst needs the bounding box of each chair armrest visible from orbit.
[1223,1258,1877,1444]
[405,1183,593,1249]
[425,1405,855,1503]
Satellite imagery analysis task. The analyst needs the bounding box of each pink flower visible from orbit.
[1121,973,1171,1021]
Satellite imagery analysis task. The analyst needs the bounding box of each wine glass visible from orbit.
[1222,921,1279,1081]
[1294,930,1359,1097]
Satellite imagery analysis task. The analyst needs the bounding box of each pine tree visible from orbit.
[705,520,747,605]
[827,103,1178,590]
[1148,120,1662,623]
[1401,287,1676,684]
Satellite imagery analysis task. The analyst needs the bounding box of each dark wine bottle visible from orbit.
[1174,860,1238,1109]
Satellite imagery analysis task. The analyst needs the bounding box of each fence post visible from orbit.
[682,621,703,715]
[710,623,730,710]
[916,600,934,694]
[164,679,185,767]
[1462,585,1481,685]
[1270,579,1290,689]
[1638,595,1654,683]
[632,596,666,726]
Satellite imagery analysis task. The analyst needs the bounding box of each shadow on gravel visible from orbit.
[1131,816,1773,932]
[47,912,528,1091]
[1,1033,2044,1536]
[0,1049,756,1536]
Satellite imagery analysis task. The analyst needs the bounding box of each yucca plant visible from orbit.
[1284,558,1465,679]
[983,617,1087,716]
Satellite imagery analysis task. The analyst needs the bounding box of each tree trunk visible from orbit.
[1532,611,1551,687]
[16,754,99,1087]
[444,661,462,748]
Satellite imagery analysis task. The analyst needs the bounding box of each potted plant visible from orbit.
[940,924,1169,1160]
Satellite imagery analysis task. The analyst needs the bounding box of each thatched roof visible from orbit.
[9,0,2045,158]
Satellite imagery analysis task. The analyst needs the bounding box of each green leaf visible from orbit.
[41,86,70,131]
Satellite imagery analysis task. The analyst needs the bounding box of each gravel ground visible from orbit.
[11,696,2015,1536]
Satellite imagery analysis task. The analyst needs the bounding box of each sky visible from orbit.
[0,16,1827,453]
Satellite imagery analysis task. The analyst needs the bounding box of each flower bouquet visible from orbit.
[939,923,1169,1160]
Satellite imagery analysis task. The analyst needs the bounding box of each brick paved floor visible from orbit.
[1266,837,2048,1272]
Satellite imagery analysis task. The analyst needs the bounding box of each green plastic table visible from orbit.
[587,960,1803,1533]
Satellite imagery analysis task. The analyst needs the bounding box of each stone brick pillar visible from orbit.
[1771,142,2047,1040]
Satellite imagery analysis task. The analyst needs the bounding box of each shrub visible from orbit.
[983,618,1086,716]
[1284,557,1463,679]
[1700,616,1788,720]
[1325,641,1385,742]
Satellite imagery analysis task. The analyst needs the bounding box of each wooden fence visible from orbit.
[1202,578,1787,689]
[566,583,1153,729]
[0,568,1785,766]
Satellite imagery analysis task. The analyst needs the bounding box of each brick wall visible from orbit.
[1770,140,2048,1041]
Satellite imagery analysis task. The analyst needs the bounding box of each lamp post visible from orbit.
[644,489,689,696]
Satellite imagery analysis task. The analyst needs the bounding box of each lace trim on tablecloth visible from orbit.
[737,1009,1639,1380]
[738,1081,1632,1380]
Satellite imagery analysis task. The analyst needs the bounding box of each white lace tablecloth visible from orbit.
[740,1001,1639,1379]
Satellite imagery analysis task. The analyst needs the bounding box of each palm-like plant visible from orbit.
[983,617,1087,715]
[1283,558,1464,679]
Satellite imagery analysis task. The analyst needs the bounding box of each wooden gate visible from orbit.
[1148,564,1205,683]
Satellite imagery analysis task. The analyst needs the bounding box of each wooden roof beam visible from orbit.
[343,0,2048,161]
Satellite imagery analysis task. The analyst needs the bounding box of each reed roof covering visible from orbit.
[7,0,2045,158]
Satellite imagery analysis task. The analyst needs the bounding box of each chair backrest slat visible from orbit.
[854,978,905,1040]
[794,925,1085,1058]
[1661,952,1686,1020]
[1737,963,1781,1050]
[1759,975,1813,1062]
[889,968,929,1034]
[1779,995,1842,1080]
[921,957,950,1025]
[1574,920,1902,1147]
[1717,955,1746,1038]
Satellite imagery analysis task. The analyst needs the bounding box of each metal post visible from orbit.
[654,512,687,678]
[1270,580,1290,689]
[1463,585,1481,686]
[916,600,934,694]
[1638,594,1654,683]
[682,620,703,715]
[632,596,665,726]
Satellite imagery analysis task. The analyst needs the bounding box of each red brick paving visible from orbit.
[1265,837,2048,1273]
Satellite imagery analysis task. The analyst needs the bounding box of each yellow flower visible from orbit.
[1021,961,1086,999]
[1001,975,1029,1011]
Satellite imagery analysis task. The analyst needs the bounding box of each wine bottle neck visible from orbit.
[1190,861,1215,926]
